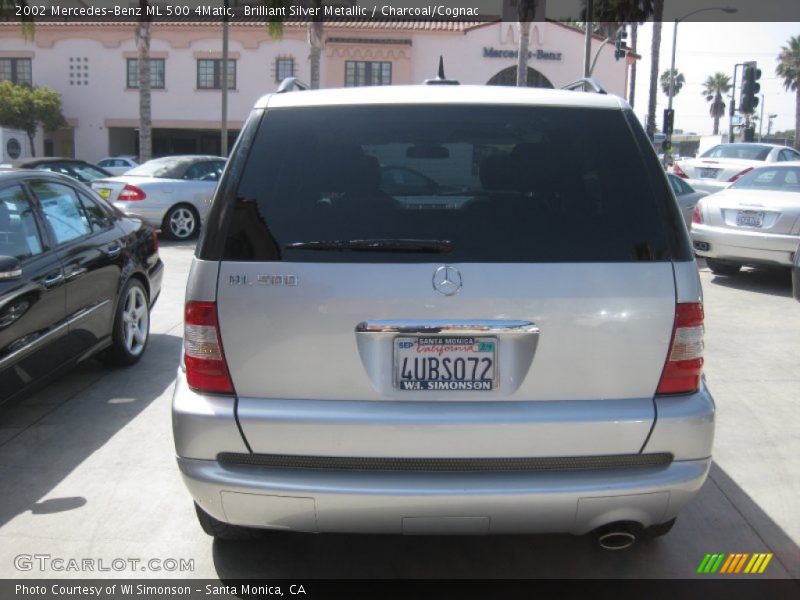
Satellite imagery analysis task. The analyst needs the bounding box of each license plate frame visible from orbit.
[736,210,764,228]
[394,336,497,391]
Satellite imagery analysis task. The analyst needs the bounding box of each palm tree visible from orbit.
[776,35,800,150]
[308,0,323,89]
[660,68,685,97]
[646,0,664,139]
[136,0,152,162]
[516,1,541,87]
[702,72,731,135]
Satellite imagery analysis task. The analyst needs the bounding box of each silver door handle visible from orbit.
[65,267,88,281]
[43,271,64,288]
[105,244,122,258]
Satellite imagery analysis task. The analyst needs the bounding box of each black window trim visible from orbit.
[126,57,165,90]
[0,57,33,86]
[196,58,237,90]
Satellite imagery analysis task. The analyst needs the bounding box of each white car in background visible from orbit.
[92,155,226,240]
[673,143,800,194]
[691,163,800,275]
[97,156,138,176]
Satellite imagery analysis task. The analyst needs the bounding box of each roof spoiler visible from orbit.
[276,77,310,93]
[561,78,608,95]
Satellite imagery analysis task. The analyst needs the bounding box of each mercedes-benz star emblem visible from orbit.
[432,265,462,296]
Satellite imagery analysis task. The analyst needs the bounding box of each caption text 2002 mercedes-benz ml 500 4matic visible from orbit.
[172,80,714,550]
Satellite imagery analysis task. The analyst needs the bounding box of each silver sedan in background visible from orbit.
[667,173,707,229]
[91,155,226,240]
[691,163,800,275]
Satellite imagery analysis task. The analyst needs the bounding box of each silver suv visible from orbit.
[173,81,714,549]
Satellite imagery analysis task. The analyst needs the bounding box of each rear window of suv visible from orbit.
[222,105,677,263]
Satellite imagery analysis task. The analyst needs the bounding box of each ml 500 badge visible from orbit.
[228,275,299,286]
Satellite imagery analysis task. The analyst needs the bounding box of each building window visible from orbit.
[126,58,165,89]
[0,58,32,86]
[69,56,89,87]
[197,59,236,90]
[345,61,391,87]
[275,57,295,82]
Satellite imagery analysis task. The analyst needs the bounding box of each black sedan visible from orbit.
[0,170,164,405]
[0,158,112,185]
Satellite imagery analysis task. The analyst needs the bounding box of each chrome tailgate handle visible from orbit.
[355,320,539,335]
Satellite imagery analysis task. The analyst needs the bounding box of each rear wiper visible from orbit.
[285,239,453,253]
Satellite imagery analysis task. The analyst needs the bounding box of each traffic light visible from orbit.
[662,108,675,136]
[614,28,627,60]
[740,62,761,114]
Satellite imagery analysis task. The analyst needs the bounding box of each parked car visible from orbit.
[0,170,163,405]
[691,163,800,275]
[91,155,225,240]
[673,143,800,194]
[667,173,708,229]
[173,83,713,549]
[97,156,138,176]
[0,158,112,185]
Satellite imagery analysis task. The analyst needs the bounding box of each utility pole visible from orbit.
[729,63,741,144]
[220,0,230,156]
[758,93,765,141]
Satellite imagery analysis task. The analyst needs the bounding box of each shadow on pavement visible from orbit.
[706,267,792,298]
[210,461,799,579]
[0,333,181,529]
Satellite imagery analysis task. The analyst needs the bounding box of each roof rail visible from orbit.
[561,78,607,95]
[276,77,310,93]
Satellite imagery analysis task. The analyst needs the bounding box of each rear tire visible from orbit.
[99,278,150,367]
[195,503,264,541]
[706,258,741,276]
[162,204,199,240]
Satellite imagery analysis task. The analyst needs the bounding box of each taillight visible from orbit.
[673,163,689,179]
[728,167,753,182]
[184,301,234,394]
[656,302,704,395]
[118,184,146,201]
[692,204,703,225]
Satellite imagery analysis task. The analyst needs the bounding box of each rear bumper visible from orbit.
[179,455,710,535]
[692,224,799,267]
[172,370,714,534]
[113,203,165,229]
[683,178,729,194]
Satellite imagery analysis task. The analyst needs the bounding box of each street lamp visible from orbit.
[664,6,738,166]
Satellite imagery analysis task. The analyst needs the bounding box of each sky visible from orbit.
[628,22,798,137]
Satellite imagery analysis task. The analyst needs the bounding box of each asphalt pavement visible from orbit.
[0,243,797,579]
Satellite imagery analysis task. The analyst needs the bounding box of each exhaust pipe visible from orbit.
[594,522,640,550]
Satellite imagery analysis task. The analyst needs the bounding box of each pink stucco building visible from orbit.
[0,19,633,161]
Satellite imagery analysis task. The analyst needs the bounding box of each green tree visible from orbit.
[0,82,67,156]
[702,72,731,135]
[776,34,800,150]
[660,68,685,97]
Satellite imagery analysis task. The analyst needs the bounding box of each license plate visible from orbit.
[736,210,764,227]
[394,336,496,391]
[97,188,111,199]
[699,168,719,179]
